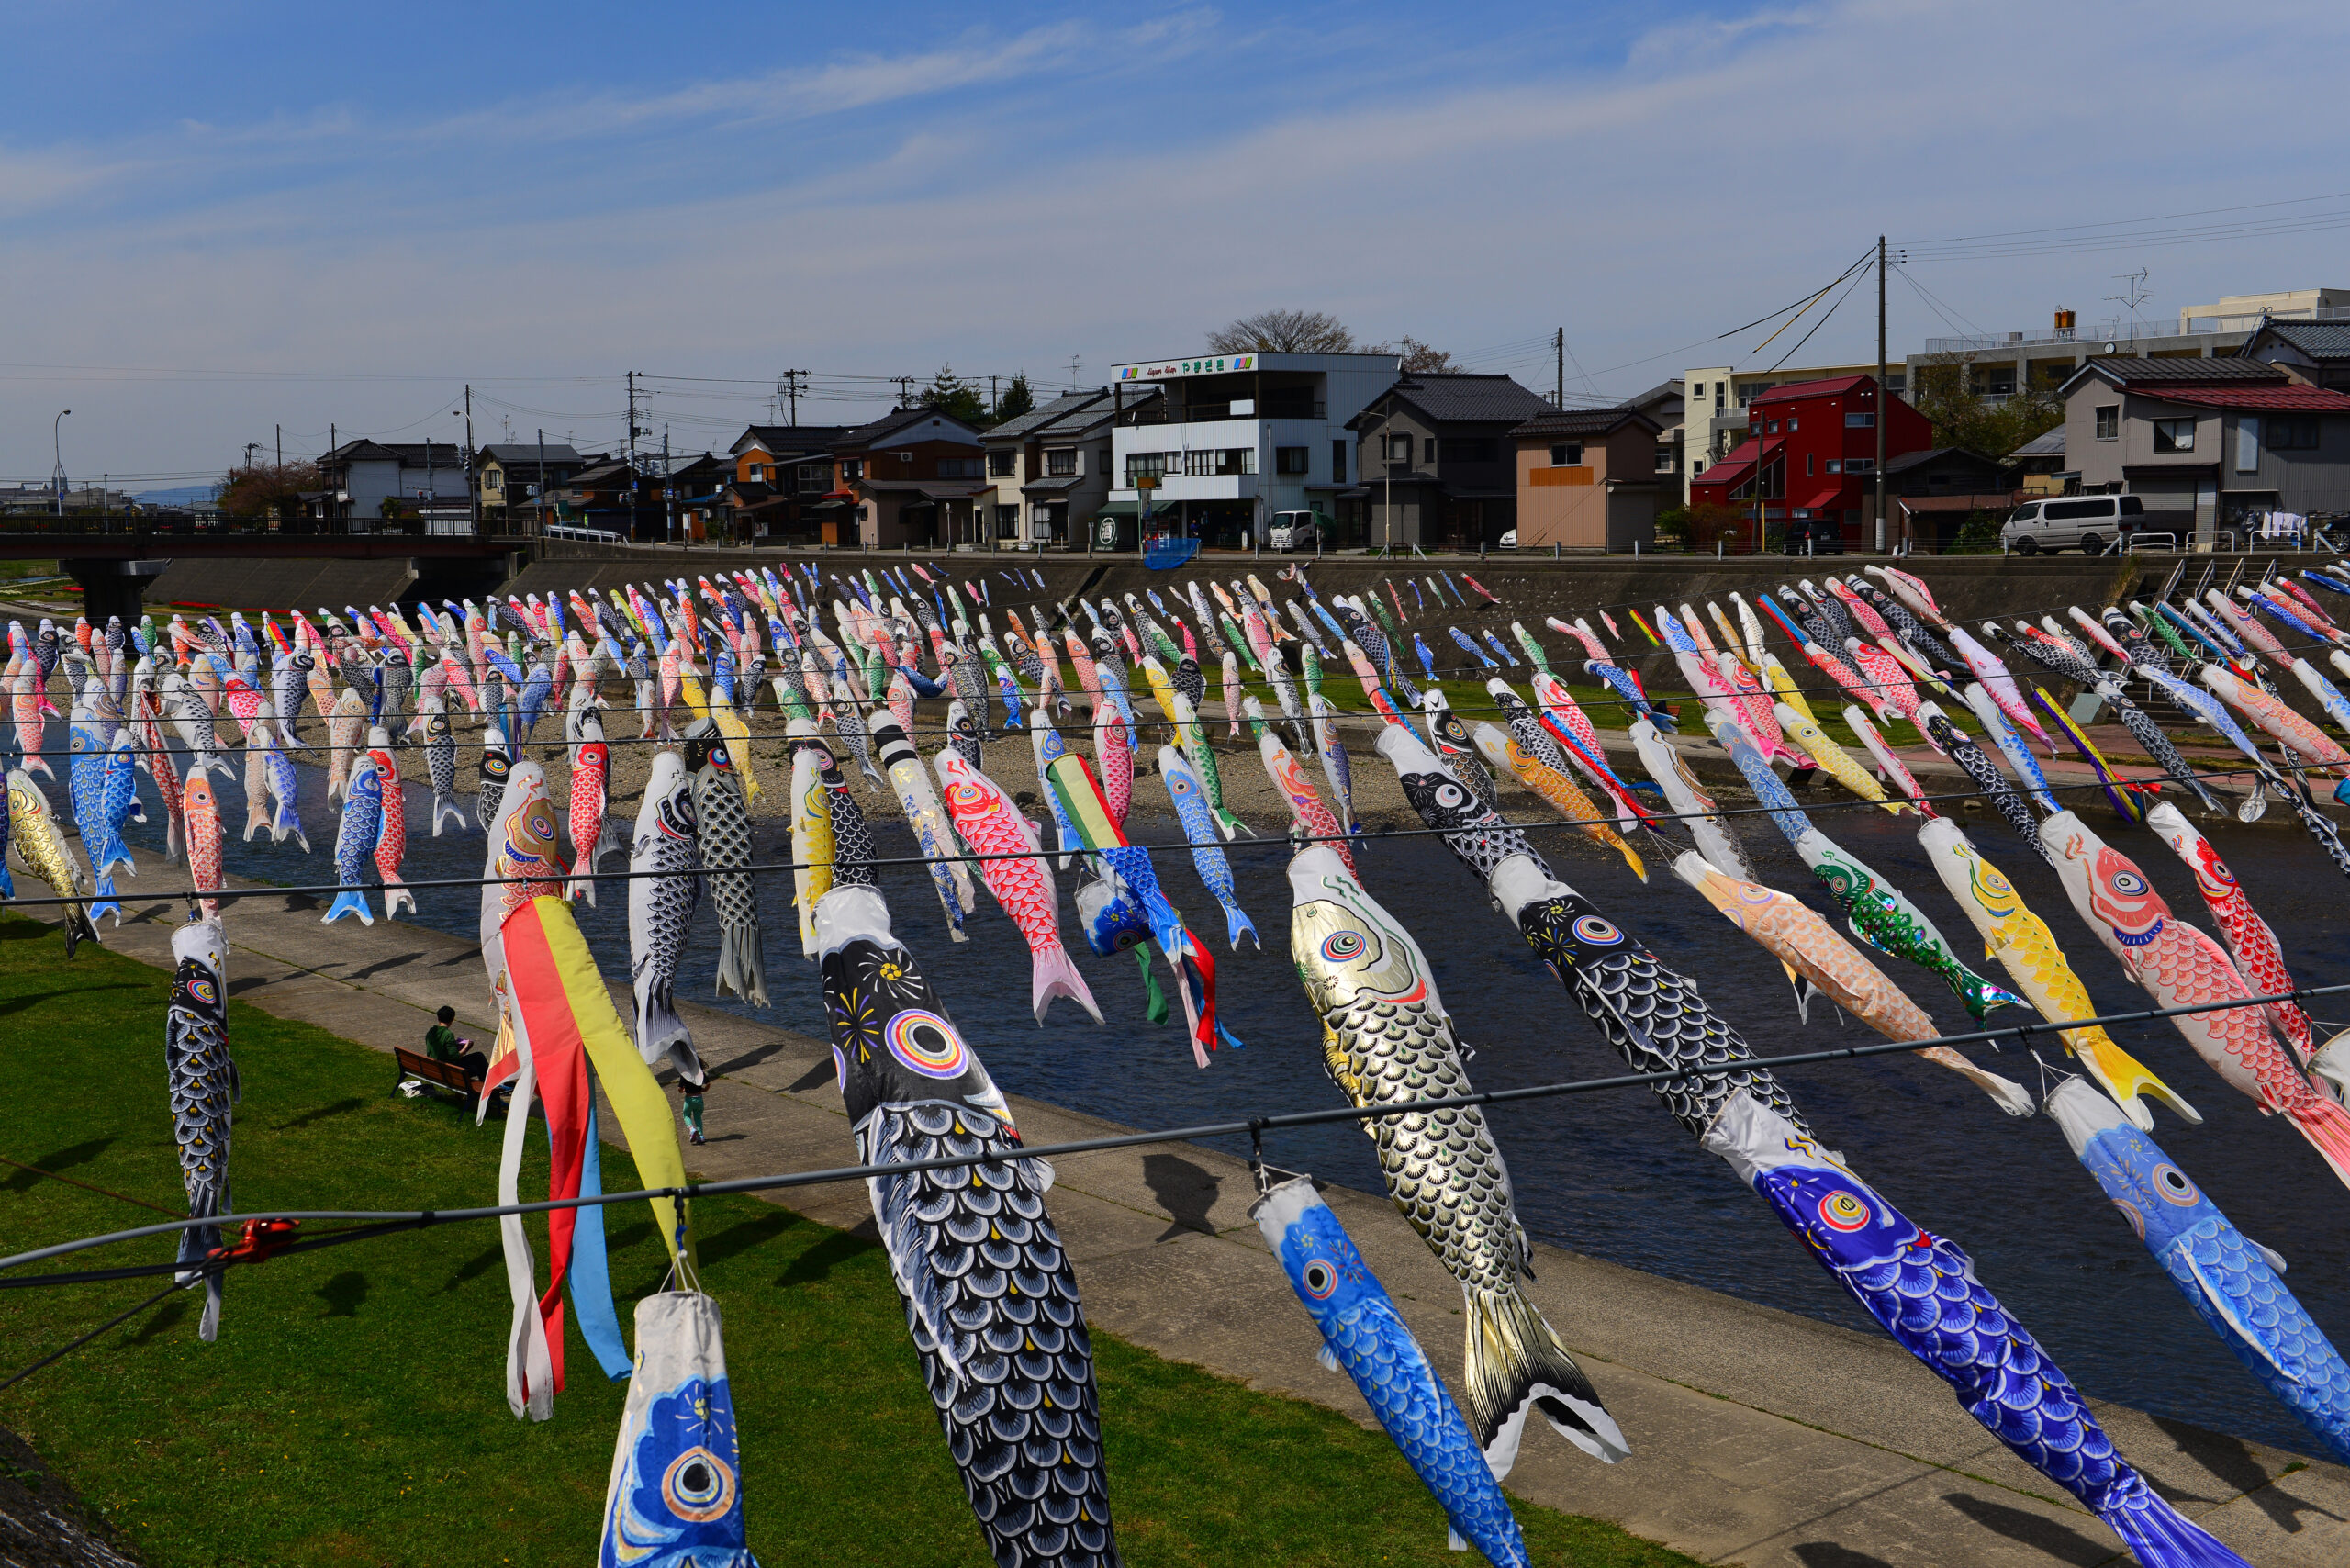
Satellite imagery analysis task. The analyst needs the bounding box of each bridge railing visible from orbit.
[0,514,508,543]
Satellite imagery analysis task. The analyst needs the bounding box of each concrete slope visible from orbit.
[58,883,2350,1567]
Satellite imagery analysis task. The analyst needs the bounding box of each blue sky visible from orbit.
[5,0,2347,487]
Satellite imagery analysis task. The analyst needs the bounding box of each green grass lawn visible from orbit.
[0,916,1696,1568]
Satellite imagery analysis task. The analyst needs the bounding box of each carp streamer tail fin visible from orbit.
[716,916,769,1008]
[635,980,691,1067]
[431,790,469,837]
[2098,1481,2253,1567]
[1030,942,1102,1027]
[1462,1283,1628,1479]
[2286,1095,2350,1195]
[2073,1030,2202,1130]
[323,889,373,925]
[1224,901,1259,952]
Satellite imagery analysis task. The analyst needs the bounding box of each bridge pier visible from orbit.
[62,558,168,626]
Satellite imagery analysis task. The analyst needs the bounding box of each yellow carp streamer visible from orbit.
[1918,819,2199,1130]
[1774,700,1905,816]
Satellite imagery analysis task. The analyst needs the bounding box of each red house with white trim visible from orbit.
[1689,375,1931,544]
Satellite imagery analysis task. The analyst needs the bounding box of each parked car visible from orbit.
[1999,494,2144,555]
[1779,516,1844,554]
[1267,510,1324,552]
[1498,528,1517,549]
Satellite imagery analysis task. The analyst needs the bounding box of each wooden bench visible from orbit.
[394,1047,477,1108]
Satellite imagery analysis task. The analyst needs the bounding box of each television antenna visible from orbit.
[2106,268,2150,340]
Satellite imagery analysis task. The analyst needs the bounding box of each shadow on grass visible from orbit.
[439,1244,505,1295]
[778,1230,876,1289]
[315,1271,368,1317]
[0,983,141,1017]
[3,1138,114,1193]
[131,1297,189,1345]
[274,1096,366,1132]
[699,1210,799,1271]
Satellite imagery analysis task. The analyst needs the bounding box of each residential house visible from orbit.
[977,389,1158,548]
[554,458,651,535]
[2056,356,2350,537]
[1683,359,1904,501]
[1689,375,1933,548]
[2244,320,2350,393]
[319,440,476,524]
[2009,427,2069,495]
[1882,447,2018,551]
[660,454,731,542]
[1507,407,1665,552]
[727,425,849,543]
[1341,373,1560,549]
[1104,350,1397,548]
[473,443,588,530]
[834,407,989,548]
[1628,379,1686,490]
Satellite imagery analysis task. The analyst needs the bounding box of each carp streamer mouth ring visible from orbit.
[883,1010,968,1079]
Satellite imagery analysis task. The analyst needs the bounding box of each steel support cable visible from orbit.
[0,756,2326,914]
[5,979,2344,1294]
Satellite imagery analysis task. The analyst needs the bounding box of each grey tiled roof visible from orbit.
[1352,374,1558,428]
[2086,356,2284,384]
[1507,406,1660,439]
[2256,320,2350,362]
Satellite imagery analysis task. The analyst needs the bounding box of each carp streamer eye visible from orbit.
[1302,1260,1338,1300]
[662,1447,736,1523]
[2110,870,2146,896]
[1321,931,1366,963]
[2154,1164,2199,1205]
[885,1010,969,1079]
[1572,914,1621,946]
[1818,1191,1872,1232]
[1435,783,1464,808]
[2112,1199,2146,1238]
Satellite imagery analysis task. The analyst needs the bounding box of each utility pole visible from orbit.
[537,429,547,537]
[989,374,1000,417]
[891,375,915,408]
[625,370,643,540]
[1554,329,1565,409]
[1875,234,1887,555]
[276,423,283,470]
[464,384,478,534]
[788,370,802,424]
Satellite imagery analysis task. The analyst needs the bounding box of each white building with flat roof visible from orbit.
[1102,350,1398,547]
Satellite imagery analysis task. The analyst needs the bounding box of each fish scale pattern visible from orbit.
[1516,891,1812,1140]
[1326,1297,1524,1557]
[2162,1220,2350,1457]
[867,1102,1115,1568]
[1926,715,2044,854]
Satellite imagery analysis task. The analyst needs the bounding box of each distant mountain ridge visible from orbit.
[132,485,219,506]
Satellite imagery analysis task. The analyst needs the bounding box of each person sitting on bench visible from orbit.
[423,1007,489,1085]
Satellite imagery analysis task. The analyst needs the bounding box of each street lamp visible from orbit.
[51,409,70,518]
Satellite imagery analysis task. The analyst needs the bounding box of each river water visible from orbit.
[119,747,2350,1463]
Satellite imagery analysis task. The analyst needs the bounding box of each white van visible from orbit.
[1999,494,2144,555]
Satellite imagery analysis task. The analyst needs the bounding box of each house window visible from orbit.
[1785,416,1798,431]
[1654,443,1675,473]
[842,459,864,481]
[1807,454,1817,476]
[1382,434,1412,462]
[1845,458,1874,474]
[1332,441,1346,483]
[1423,437,1437,463]
[1692,382,1706,399]
[993,504,1019,531]
[2237,417,2262,473]
[1275,446,1309,475]
[988,450,1014,477]
[1844,411,1874,429]
[1182,448,1256,476]
[486,471,502,490]
[797,465,825,493]
[936,457,982,478]
[1549,443,1583,466]
[2269,415,2321,451]
[1046,449,1077,476]
[1125,452,1168,485]
[2095,406,2120,441]
[1827,459,1842,474]
[2153,419,2196,454]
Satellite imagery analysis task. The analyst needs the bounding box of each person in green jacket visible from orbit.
[423,1006,489,1084]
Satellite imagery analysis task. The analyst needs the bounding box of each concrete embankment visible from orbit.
[52,881,2350,1568]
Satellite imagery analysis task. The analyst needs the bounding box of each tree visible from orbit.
[920,364,990,426]
[996,373,1035,422]
[217,460,320,522]
[1908,352,2062,460]
[1367,334,1458,374]
[1205,309,1356,354]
